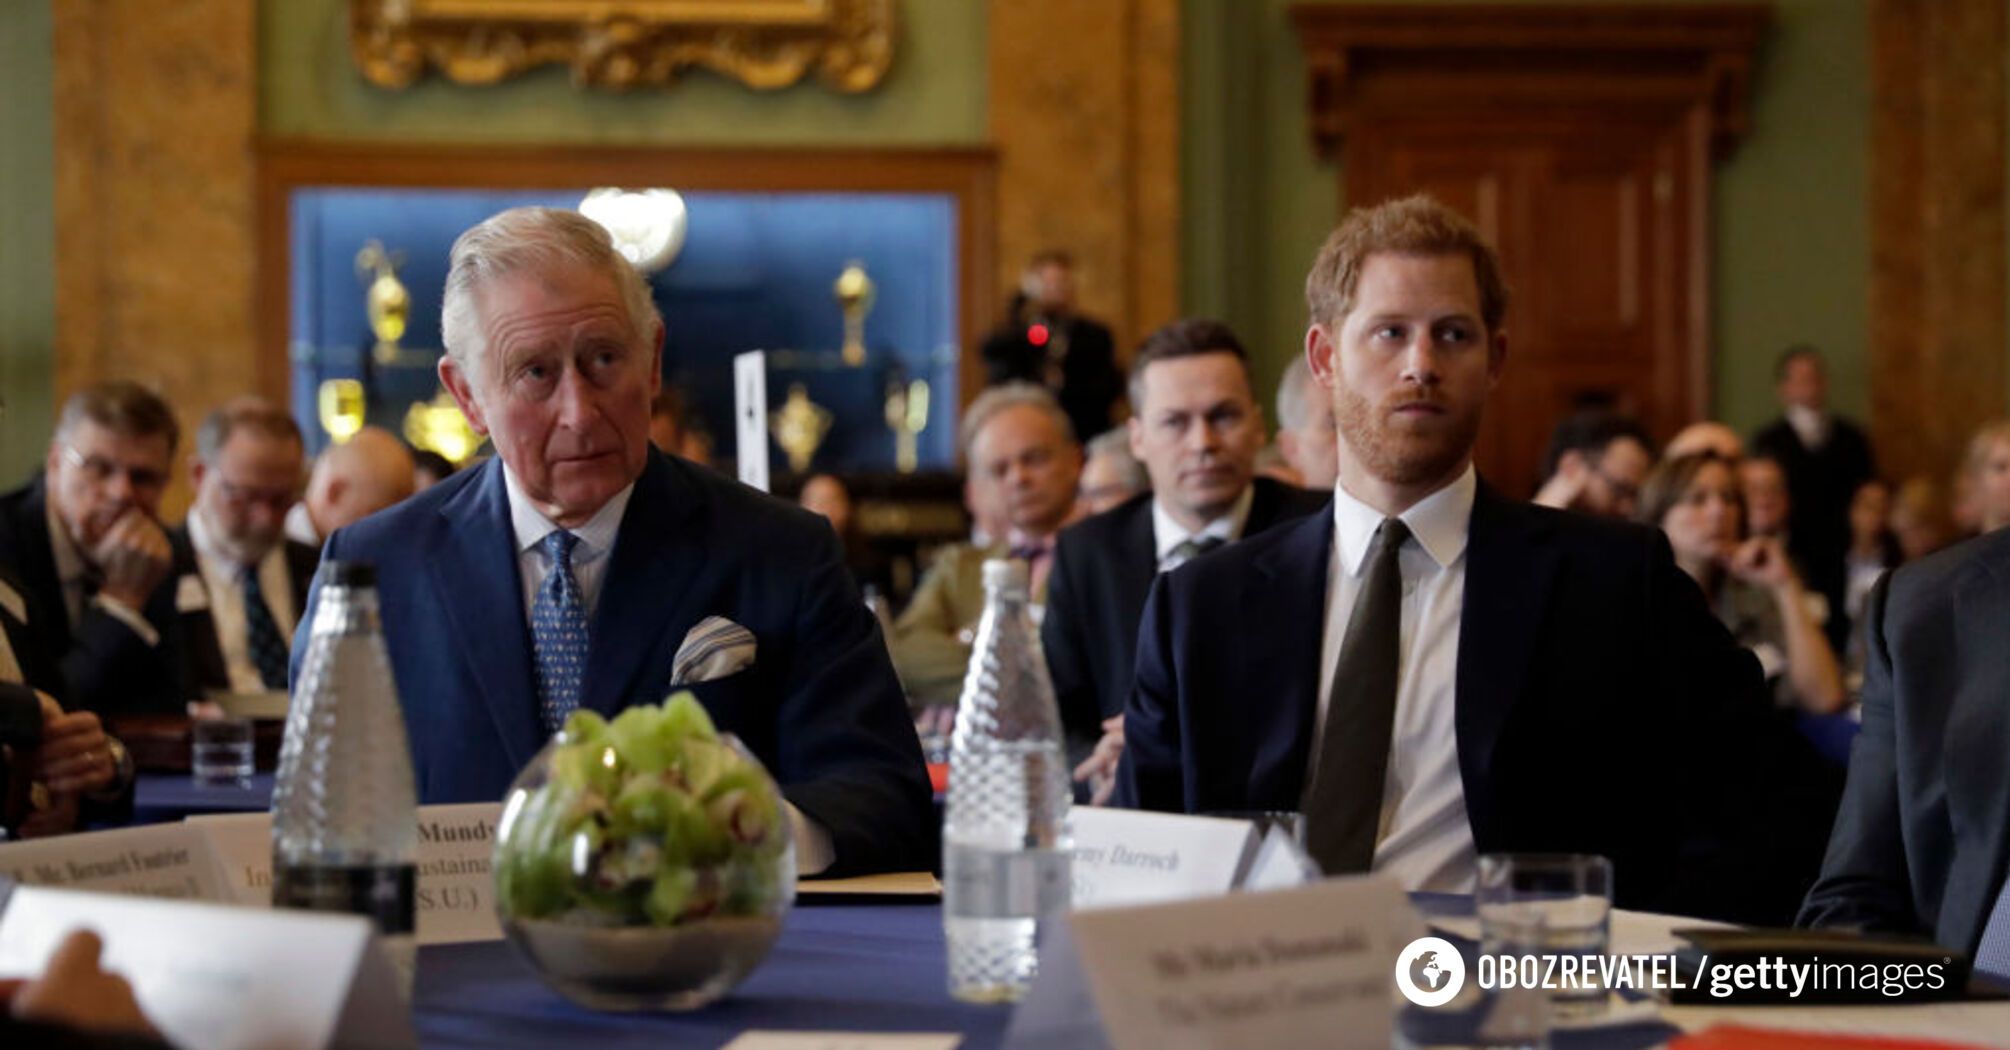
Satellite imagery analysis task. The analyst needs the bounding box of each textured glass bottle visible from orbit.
[942,558,1072,1002]
[271,562,420,997]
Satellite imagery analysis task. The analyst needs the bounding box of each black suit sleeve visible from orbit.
[60,599,183,716]
[772,524,936,877]
[1798,572,1921,935]
[0,681,43,751]
[1111,572,1182,811]
[1040,534,1104,755]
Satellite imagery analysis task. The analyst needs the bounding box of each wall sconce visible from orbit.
[404,389,482,465]
[317,379,366,444]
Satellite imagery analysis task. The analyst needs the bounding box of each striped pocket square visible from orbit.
[671,616,758,685]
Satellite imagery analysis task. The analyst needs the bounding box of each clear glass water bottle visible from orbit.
[271,562,419,997]
[942,558,1072,1002]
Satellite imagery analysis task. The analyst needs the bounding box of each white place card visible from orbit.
[735,349,770,492]
[0,823,228,900]
[0,885,415,1050]
[1068,876,1423,1050]
[1068,807,1255,909]
[187,802,505,944]
[719,1033,961,1050]
[1238,826,1320,892]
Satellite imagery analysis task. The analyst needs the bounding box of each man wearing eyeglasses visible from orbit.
[0,381,184,717]
[169,398,318,701]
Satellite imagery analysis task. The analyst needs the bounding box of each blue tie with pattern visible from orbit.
[240,568,290,690]
[531,530,589,737]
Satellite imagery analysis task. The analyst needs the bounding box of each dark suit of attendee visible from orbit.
[1752,393,1875,652]
[1801,528,2010,969]
[167,526,318,698]
[300,450,934,876]
[0,477,182,716]
[1043,477,1326,750]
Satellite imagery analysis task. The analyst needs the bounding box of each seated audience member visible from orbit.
[1043,318,1325,770]
[283,426,416,547]
[1253,445,1303,488]
[1841,478,1899,681]
[1800,512,2010,978]
[892,384,1082,708]
[1077,428,1148,516]
[1117,195,1822,922]
[1665,420,1745,462]
[1740,455,1791,540]
[296,206,932,875]
[797,473,892,597]
[1744,451,1852,652]
[411,449,457,492]
[1636,453,1846,715]
[0,382,184,716]
[0,929,166,1047]
[1890,476,1958,562]
[1274,356,1339,490]
[1532,409,1653,518]
[1961,419,2010,534]
[169,399,319,699]
[1,560,121,839]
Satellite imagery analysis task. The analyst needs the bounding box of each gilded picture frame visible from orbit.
[350,0,895,92]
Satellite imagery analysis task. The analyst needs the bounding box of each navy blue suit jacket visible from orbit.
[1115,482,1835,924]
[1801,528,2010,953]
[292,451,935,876]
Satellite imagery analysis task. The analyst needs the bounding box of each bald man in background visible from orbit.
[284,426,417,547]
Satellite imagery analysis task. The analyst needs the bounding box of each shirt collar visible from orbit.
[503,466,634,562]
[1331,465,1477,577]
[1152,484,1256,563]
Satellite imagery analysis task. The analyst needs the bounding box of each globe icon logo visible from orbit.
[1394,936,1466,1007]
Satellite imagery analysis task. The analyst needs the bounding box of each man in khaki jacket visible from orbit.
[891,383,1082,707]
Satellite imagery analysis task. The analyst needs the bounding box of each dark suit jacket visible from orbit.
[293,451,935,876]
[1042,478,1328,752]
[1751,415,1875,647]
[1115,482,1833,923]
[0,477,183,716]
[980,314,1123,443]
[166,526,319,697]
[1800,529,2010,953]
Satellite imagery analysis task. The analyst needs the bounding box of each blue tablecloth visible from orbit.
[131,773,274,824]
[416,902,1012,1049]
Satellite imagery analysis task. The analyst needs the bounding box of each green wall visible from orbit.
[1184,0,1872,438]
[0,0,54,487]
[263,0,988,144]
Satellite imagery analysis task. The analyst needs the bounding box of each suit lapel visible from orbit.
[1243,508,1335,801]
[1115,501,1159,651]
[1943,554,2010,949]
[1455,484,1558,840]
[12,480,73,652]
[429,459,542,771]
[581,452,708,716]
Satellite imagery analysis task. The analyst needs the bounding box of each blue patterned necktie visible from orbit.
[531,530,589,736]
[240,568,290,690]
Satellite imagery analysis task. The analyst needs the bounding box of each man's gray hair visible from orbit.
[440,207,660,368]
[195,396,303,465]
[1275,356,1318,431]
[1084,427,1148,490]
[959,382,1077,459]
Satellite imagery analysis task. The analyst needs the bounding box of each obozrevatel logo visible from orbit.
[1394,936,1466,1007]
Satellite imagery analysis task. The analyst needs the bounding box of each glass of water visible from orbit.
[1477,854,1612,1019]
[191,716,255,784]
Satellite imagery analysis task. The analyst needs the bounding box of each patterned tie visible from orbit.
[531,530,589,737]
[1974,878,2010,984]
[1304,517,1411,875]
[1162,535,1226,572]
[240,568,290,690]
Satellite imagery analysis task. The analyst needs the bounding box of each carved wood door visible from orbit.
[1296,4,1766,499]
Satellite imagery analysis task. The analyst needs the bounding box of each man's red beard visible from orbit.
[1334,385,1481,488]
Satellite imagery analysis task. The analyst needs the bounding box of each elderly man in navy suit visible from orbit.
[1115,195,1830,923]
[294,207,933,876]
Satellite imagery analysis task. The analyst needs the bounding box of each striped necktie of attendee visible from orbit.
[1162,535,1225,572]
[531,530,589,737]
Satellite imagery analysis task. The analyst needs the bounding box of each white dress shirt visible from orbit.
[1313,466,1478,893]
[1785,404,1830,450]
[500,467,835,874]
[1151,485,1255,573]
[44,499,157,646]
[187,507,300,694]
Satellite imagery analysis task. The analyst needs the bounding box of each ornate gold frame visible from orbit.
[350,0,895,92]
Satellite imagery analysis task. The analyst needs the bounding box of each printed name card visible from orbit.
[1065,876,1423,1050]
[1068,807,1255,909]
[0,823,228,900]
[0,885,415,1050]
[187,802,505,944]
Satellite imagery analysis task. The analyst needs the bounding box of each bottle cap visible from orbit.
[323,562,377,587]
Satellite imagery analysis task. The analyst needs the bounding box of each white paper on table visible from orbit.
[0,823,229,900]
[1067,807,1254,910]
[0,885,414,1050]
[186,803,505,944]
[735,350,770,492]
